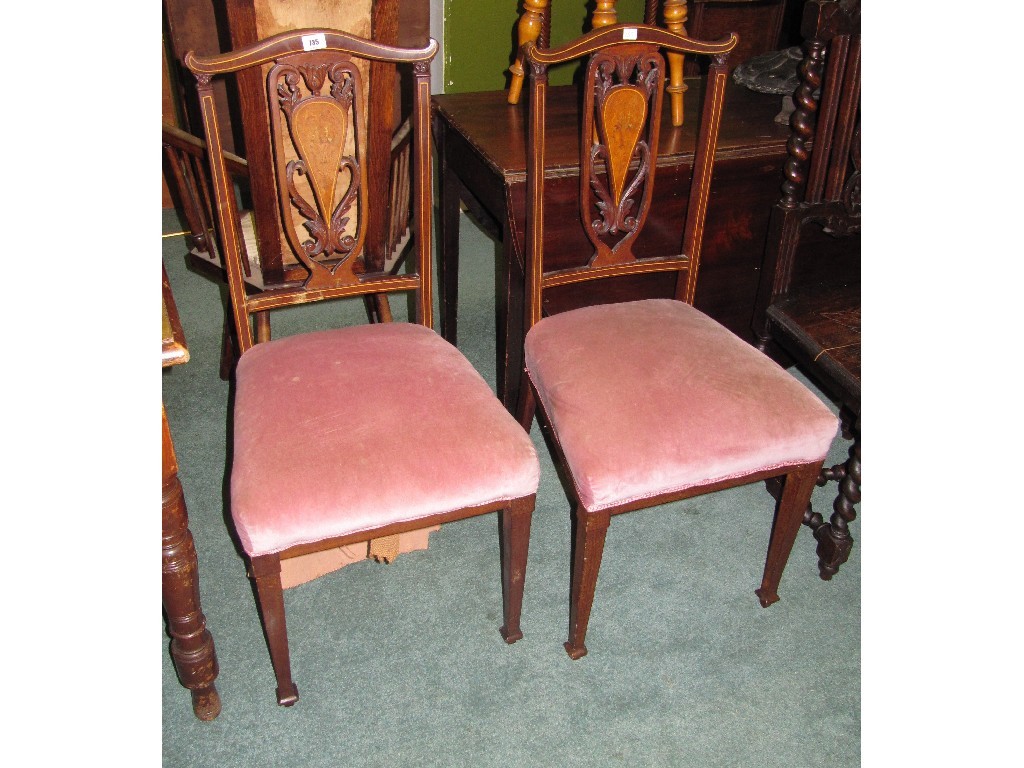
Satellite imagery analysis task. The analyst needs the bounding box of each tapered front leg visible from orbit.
[756,462,823,607]
[565,507,612,660]
[250,554,299,706]
[499,496,536,643]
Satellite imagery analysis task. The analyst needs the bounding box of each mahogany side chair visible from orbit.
[514,23,840,659]
[184,28,540,706]
[751,0,861,580]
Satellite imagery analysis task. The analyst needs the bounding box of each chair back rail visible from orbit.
[523,23,736,328]
[184,29,438,353]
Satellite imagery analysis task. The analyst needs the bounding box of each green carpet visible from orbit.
[161,208,859,767]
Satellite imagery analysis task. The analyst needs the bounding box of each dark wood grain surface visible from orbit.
[766,283,860,406]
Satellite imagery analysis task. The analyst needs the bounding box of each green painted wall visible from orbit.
[443,0,646,93]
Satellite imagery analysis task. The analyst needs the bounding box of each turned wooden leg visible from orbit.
[363,295,379,323]
[162,407,221,721]
[756,462,822,607]
[250,553,299,706]
[216,283,240,381]
[498,496,536,643]
[591,1,619,29]
[508,0,549,105]
[565,507,612,660]
[663,0,689,127]
[814,417,860,580]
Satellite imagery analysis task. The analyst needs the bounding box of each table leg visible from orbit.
[435,114,461,344]
[162,405,221,721]
[499,225,526,412]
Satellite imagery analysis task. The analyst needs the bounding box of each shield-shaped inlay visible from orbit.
[291,100,348,217]
[600,87,647,207]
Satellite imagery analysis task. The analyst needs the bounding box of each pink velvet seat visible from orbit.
[514,24,838,660]
[186,28,538,707]
[233,323,539,556]
[526,299,838,514]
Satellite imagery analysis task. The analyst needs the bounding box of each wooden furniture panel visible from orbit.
[163,0,239,152]
[684,0,792,75]
[753,0,861,580]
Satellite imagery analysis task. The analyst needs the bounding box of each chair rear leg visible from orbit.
[565,507,611,660]
[756,462,823,607]
[255,310,271,343]
[363,294,394,323]
[515,369,536,432]
[219,315,237,381]
[498,495,535,643]
[249,553,299,706]
[374,294,394,323]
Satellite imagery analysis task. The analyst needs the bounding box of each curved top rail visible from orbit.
[523,23,736,67]
[185,28,438,75]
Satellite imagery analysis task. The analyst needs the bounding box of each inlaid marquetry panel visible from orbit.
[267,54,368,287]
[582,48,664,267]
[252,0,373,266]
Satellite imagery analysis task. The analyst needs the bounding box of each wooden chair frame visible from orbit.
[185,28,537,706]
[516,24,829,659]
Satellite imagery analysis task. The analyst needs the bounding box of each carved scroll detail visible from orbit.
[583,51,662,266]
[269,58,366,288]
